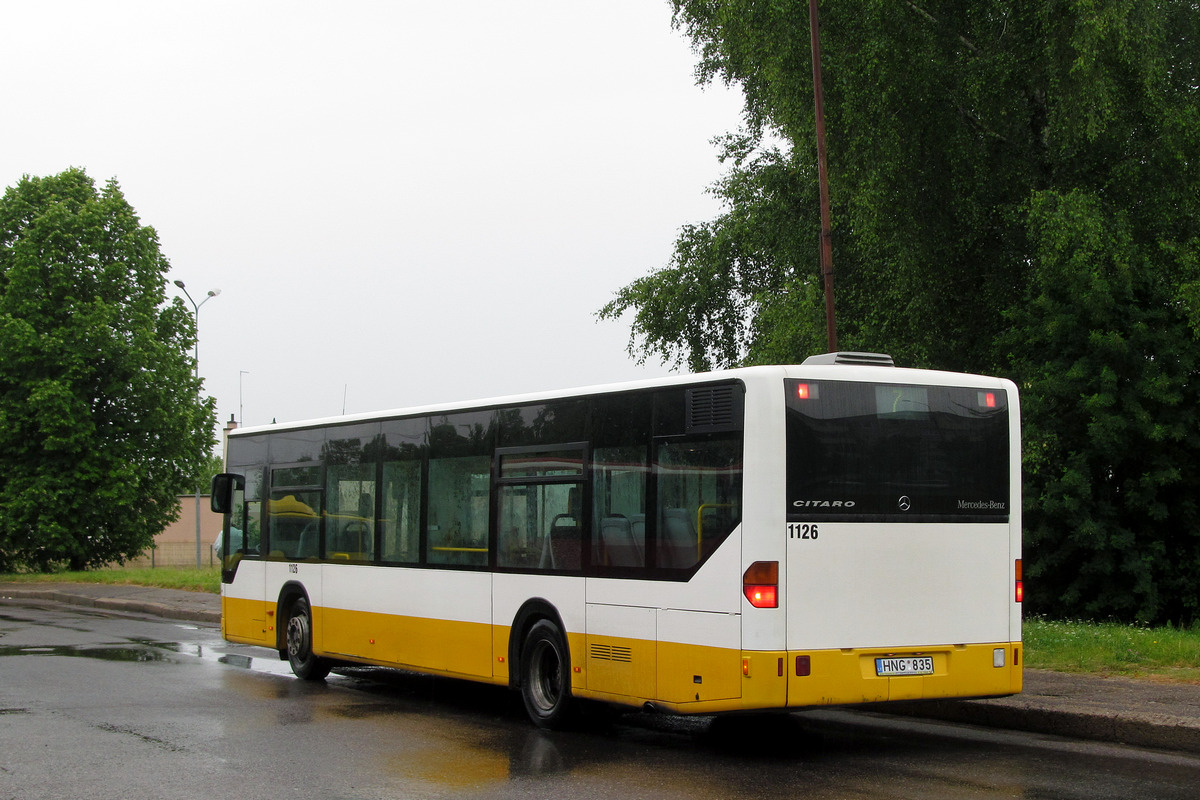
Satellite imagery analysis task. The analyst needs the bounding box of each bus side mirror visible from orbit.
[211,473,243,514]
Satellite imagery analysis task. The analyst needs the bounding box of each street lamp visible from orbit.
[174,280,221,374]
[174,279,221,568]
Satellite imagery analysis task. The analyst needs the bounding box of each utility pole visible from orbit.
[810,0,838,352]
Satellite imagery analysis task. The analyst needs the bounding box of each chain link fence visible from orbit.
[123,541,218,569]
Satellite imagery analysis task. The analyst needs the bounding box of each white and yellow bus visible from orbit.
[211,353,1022,728]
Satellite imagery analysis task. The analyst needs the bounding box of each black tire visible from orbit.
[286,597,331,681]
[520,619,573,729]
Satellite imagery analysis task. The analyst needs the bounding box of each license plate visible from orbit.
[875,656,934,676]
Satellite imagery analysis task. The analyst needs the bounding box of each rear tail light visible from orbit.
[743,561,779,608]
[1015,559,1023,603]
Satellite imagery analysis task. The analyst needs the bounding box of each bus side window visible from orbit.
[592,447,648,569]
[216,476,245,571]
[241,467,263,557]
[326,463,375,562]
[217,470,262,580]
[268,493,321,560]
[427,455,490,566]
[497,482,582,571]
[654,437,742,570]
[381,460,421,563]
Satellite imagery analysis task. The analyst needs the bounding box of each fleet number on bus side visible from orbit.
[787,523,819,540]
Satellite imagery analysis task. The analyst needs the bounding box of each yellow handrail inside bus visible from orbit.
[430,546,489,553]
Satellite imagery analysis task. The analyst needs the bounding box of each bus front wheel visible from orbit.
[286,597,331,681]
[520,619,574,729]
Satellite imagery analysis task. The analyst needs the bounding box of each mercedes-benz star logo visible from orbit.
[897,496,912,512]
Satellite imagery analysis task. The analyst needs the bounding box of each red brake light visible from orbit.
[743,561,779,608]
[1015,559,1023,603]
[796,383,811,400]
[745,585,778,608]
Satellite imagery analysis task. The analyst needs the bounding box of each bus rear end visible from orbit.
[781,362,1021,706]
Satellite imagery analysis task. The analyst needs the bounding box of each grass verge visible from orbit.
[0,567,220,595]
[1024,616,1200,683]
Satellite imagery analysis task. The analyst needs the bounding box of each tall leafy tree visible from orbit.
[0,169,216,571]
[603,1,1200,622]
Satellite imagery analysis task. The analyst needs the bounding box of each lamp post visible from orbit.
[175,279,221,568]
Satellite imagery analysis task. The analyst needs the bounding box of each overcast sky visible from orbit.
[2,1,745,432]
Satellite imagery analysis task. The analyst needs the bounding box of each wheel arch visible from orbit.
[275,580,311,654]
[507,597,568,689]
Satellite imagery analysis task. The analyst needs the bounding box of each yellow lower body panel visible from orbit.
[318,606,497,681]
[787,642,1023,708]
[222,597,1020,715]
[221,596,275,647]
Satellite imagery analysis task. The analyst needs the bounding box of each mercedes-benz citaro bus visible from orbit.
[210,353,1022,728]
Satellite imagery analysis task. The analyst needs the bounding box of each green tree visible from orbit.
[1008,191,1200,624]
[202,451,227,488]
[603,1,1200,622]
[0,168,216,571]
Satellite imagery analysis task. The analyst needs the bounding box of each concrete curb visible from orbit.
[882,696,1200,755]
[92,595,222,625]
[0,585,221,625]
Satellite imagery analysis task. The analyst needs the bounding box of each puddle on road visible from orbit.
[0,644,172,662]
[0,637,296,676]
[0,605,297,676]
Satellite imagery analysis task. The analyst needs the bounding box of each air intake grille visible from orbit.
[686,384,743,433]
[590,643,633,663]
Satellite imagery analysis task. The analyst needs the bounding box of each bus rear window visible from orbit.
[785,380,1009,521]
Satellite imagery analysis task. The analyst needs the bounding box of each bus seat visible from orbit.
[659,508,697,569]
[330,522,370,558]
[631,514,646,543]
[548,513,581,571]
[600,515,644,567]
[297,522,320,559]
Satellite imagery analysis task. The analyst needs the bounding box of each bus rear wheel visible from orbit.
[520,619,574,729]
[286,597,331,681]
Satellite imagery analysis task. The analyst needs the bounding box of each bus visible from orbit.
[210,352,1022,728]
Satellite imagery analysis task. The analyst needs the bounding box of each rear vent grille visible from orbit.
[590,643,633,663]
[801,351,896,367]
[686,384,743,433]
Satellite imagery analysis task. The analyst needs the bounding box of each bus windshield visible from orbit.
[785,379,1009,520]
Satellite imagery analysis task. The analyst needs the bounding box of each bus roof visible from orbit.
[229,358,1014,438]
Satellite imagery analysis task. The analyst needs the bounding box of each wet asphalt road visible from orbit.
[2,599,1200,800]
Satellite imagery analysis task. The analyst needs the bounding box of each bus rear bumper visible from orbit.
[598,641,1022,717]
[784,641,1023,708]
